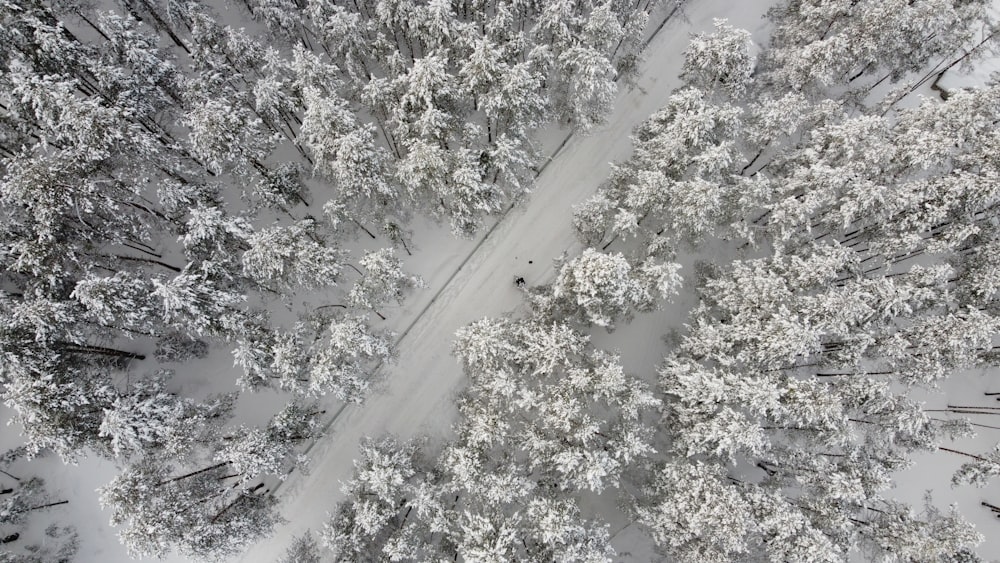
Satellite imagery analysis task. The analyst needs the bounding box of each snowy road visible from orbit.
[241,3,774,561]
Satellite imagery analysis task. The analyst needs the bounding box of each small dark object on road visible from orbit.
[514,276,526,288]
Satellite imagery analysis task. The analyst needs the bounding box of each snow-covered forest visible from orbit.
[2,0,1000,560]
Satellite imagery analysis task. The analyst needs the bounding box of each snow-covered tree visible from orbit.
[242,220,343,291]
[347,248,423,317]
[72,271,161,336]
[2,352,117,460]
[233,322,308,392]
[951,444,1000,488]
[184,95,279,177]
[553,45,617,132]
[540,249,680,330]
[180,204,252,263]
[572,86,744,256]
[680,19,756,97]
[762,0,993,95]
[215,400,321,482]
[297,72,401,235]
[151,264,249,337]
[99,457,280,560]
[99,373,234,459]
[278,532,323,563]
[453,318,659,492]
[307,315,394,401]
[636,461,754,562]
[324,434,616,562]
[323,436,433,561]
[859,497,984,562]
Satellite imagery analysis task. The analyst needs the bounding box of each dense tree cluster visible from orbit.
[0,0,668,557]
[570,3,1000,561]
[330,2,1000,562]
[325,318,658,561]
[5,0,1000,559]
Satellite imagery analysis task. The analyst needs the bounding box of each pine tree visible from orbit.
[242,220,344,291]
[541,249,680,330]
[762,0,993,96]
[453,317,659,492]
[680,19,756,98]
[347,248,424,317]
[98,372,234,459]
[99,457,280,560]
[307,314,394,401]
[278,531,323,563]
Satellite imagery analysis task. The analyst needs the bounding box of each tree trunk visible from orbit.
[58,342,146,361]
[105,254,182,273]
[25,499,69,511]
[939,446,990,461]
[156,461,230,486]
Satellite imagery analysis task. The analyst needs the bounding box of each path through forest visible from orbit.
[239,2,776,561]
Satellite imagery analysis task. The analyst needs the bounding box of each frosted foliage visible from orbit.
[151,267,246,336]
[99,459,279,560]
[352,437,417,500]
[184,97,277,175]
[632,88,743,171]
[253,162,306,211]
[300,85,395,204]
[348,248,424,311]
[323,437,422,559]
[181,205,252,256]
[3,360,116,460]
[765,0,990,92]
[572,193,614,246]
[746,489,842,563]
[325,435,614,562]
[553,249,647,328]
[242,221,342,290]
[395,139,505,237]
[571,86,745,253]
[682,406,769,460]
[640,259,683,301]
[556,45,617,132]
[637,461,845,563]
[100,377,233,459]
[99,377,185,458]
[951,444,1000,488]
[215,427,290,481]
[453,318,658,491]
[861,499,984,562]
[278,532,322,563]
[72,272,158,334]
[637,461,752,561]
[525,497,613,563]
[308,315,394,401]
[550,249,679,329]
[233,324,306,392]
[681,19,755,96]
